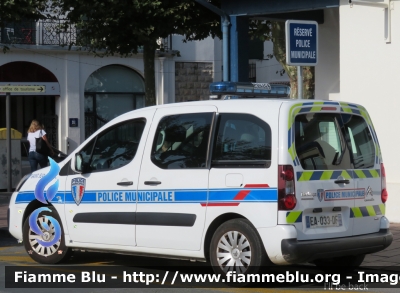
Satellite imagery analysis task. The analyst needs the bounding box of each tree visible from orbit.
[0,0,49,52]
[250,20,315,99]
[0,0,49,27]
[53,0,221,106]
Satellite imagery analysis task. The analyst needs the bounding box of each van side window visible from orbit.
[341,114,375,169]
[212,113,271,168]
[295,113,351,170]
[79,119,146,172]
[151,113,213,169]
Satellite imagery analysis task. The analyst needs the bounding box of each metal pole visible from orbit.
[222,17,230,81]
[159,57,165,104]
[194,0,230,81]
[297,66,303,99]
[6,92,12,191]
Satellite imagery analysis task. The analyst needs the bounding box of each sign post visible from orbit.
[6,93,11,191]
[285,20,318,99]
[1,85,47,191]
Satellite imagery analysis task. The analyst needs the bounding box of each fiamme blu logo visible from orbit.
[28,158,62,248]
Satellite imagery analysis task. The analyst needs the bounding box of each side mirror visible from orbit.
[155,130,166,152]
[75,153,83,173]
[75,153,91,174]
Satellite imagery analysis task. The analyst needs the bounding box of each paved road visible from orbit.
[2,227,400,293]
[2,193,400,292]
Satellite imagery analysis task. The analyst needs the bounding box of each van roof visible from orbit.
[116,99,363,121]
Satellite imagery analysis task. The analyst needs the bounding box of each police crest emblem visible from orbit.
[317,189,324,202]
[71,178,86,205]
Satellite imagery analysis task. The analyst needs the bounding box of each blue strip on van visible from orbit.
[16,187,278,204]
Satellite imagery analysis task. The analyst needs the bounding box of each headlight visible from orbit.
[16,173,31,191]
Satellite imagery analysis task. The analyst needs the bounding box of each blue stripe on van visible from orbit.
[310,171,323,181]
[331,171,342,179]
[299,107,312,113]
[323,101,340,106]
[16,188,278,204]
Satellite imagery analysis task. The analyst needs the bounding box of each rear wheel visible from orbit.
[210,219,267,276]
[23,206,71,264]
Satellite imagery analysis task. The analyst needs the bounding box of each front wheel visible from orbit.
[210,219,267,276]
[23,206,71,264]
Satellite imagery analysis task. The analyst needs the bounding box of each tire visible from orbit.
[23,206,71,264]
[210,219,267,276]
[314,254,365,271]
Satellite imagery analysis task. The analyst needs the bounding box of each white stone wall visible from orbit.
[315,8,340,100]
[338,0,400,222]
[164,35,222,104]
[252,41,290,84]
[175,62,213,102]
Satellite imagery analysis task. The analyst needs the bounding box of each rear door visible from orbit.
[288,106,355,240]
[340,107,383,236]
[208,109,278,230]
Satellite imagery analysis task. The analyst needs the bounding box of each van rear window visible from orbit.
[341,114,375,169]
[295,113,352,170]
[295,113,376,170]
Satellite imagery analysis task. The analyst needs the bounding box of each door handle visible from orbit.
[117,181,133,186]
[144,181,162,186]
[334,179,350,184]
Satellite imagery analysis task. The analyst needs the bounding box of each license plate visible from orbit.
[305,213,342,228]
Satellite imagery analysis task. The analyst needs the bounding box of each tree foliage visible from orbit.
[250,19,315,99]
[53,0,221,106]
[0,0,48,27]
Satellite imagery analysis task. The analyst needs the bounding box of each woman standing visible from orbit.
[27,119,54,172]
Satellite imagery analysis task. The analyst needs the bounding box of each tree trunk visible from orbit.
[271,21,314,99]
[302,66,315,99]
[143,40,157,106]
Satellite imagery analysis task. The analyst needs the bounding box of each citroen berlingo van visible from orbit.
[9,82,392,276]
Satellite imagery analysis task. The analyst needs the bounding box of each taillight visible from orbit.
[381,163,388,203]
[278,165,297,210]
[381,189,388,203]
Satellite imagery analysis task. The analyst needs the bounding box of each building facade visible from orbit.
[338,0,400,222]
[0,29,285,152]
[7,1,398,225]
[0,48,146,153]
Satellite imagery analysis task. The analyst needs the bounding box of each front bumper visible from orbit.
[281,228,393,263]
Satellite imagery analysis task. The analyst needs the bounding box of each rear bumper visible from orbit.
[281,229,393,263]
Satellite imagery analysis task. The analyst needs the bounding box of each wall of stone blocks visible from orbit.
[175,62,213,102]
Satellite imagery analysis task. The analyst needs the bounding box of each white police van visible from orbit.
[8,81,392,275]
